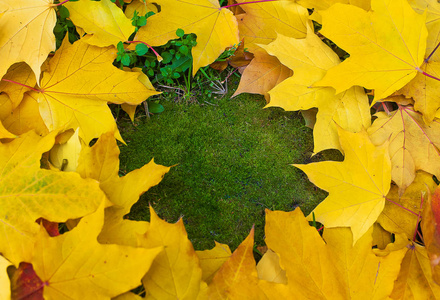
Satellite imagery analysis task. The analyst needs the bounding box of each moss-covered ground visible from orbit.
[117,86,342,251]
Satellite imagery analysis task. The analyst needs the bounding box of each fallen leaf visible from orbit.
[397,0,440,123]
[260,208,406,299]
[0,62,37,109]
[256,249,287,284]
[261,27,370,153]
[1,93,49,137]
[236,0,309,53]
[378,172,436,240]
[9,262,44,300]
[31,201,162,300]
[30,37,158,144]
[389,243,440,299]
[232,48,292,101]
[294,128,391,244]
[196,242,232,284]
[138,207,204,300]
[207,227,266,300]
[132,0,239,75]
[76,131,169,246]
[315,0,427,103]
[368,106,440,192]
[66,0,135,47]
[0,131,105,265]
[0,0,56,82]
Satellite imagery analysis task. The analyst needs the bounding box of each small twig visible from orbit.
[53,0,71,6]
[143,101,150,119]
[204,100,218,106]
[1,79,40,92]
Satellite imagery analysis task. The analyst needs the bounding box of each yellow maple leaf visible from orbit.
[132,0,239,75]
[28,37,158,144]
[207,227,266,300]
[0,255,11,300]
[196,242,232,284]
[261,27,370,153]
[76,131,170,246]
[378,172,436,240]
[315,0,427,103]
[0,131,105,265]
[294,128,391,243]
[236,0,309,53]
[261,209,406,299]
[31,201,162,300]
[396,0,440,123]
[65,0,135,47]
[0,0,56,82]
[368,106,440,192]
[138,207,204,300]
[232,48,292,101]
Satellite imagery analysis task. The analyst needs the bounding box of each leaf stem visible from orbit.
[1,79,40,92]
[54,0,71,6]
[126,41,163,62]
[385,197,419,216]
[221,0,277,9]
[425,41,440,63]
[421,70,440,82]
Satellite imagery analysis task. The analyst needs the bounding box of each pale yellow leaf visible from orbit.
[66,0,135,47]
